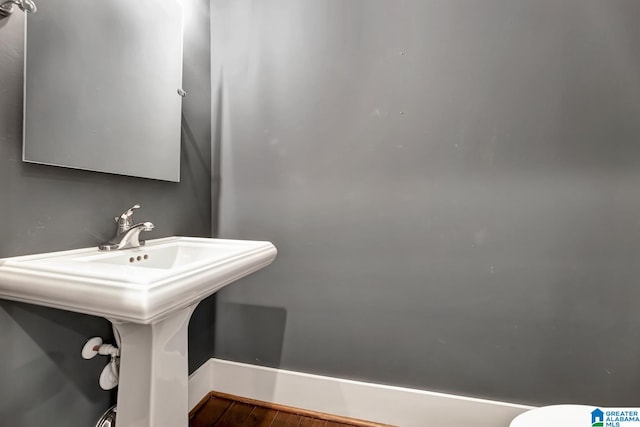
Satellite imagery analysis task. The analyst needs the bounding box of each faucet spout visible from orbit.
[99,205,154,251]
[99,222,155,251]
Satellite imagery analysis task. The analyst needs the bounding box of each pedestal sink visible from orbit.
[0,236,277,427]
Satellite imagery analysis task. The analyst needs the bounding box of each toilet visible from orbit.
[510,404,596,427]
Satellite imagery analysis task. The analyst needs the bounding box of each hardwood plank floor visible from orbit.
[216,402,255,427]
[190,397,233,427]
[190,392,395,427]
[240,406,278,427]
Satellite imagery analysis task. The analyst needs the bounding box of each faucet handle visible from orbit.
[115,204,140,230]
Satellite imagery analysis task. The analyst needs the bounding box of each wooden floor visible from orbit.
[189,392,394,427]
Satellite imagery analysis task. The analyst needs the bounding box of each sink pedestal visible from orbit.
[111,305,198,427]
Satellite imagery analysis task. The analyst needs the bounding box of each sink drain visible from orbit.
[95,405,117,427]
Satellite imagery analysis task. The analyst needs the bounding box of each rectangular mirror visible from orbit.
[23,0,184,182]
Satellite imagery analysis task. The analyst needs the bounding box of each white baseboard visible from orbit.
[189,358,533,427]
[188,359,216,411]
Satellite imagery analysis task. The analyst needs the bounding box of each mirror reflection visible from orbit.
[23,0,184,182]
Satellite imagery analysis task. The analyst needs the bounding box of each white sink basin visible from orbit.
[0,236,276,427]
[0,236,276,323]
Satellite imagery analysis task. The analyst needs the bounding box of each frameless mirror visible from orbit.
[23,0,183,182]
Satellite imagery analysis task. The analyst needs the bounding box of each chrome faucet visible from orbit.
[99,204,155,251]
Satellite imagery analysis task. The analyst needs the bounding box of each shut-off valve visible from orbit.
[82,337,120,390]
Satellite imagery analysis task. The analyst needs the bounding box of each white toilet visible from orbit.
[510,404,596,427]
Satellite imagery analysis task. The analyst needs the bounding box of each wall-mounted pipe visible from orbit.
[0,0,37,18]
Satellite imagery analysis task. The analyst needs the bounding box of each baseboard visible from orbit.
[188,358,533,427]
[188,359,216,411]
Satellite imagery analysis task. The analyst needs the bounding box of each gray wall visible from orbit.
[0,0,211,425]
[212,0,640,406]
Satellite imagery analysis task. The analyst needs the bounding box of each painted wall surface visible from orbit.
[212,0,640,406]
[0,0,211,425]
